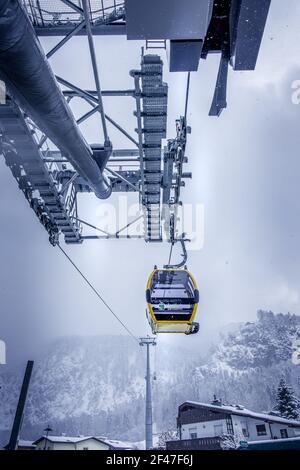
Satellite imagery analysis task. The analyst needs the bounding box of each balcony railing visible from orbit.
[23,0,125,27]
[166,437,222,451]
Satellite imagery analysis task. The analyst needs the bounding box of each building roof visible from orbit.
[247,436,300,445]
[242,436,300,450]
[97,437,138,450]
[180,401,300,427]
[33,435,109,446]
[17,440,36,448]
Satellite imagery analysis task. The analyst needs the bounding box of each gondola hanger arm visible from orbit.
[163,238,188,269]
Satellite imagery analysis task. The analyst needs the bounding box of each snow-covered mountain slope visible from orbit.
[0,311,299,445]
[198,310,300,373]
[193,311,300,411]
[0,336,200,443]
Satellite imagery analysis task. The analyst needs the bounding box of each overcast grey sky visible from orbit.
[1,0,300,363]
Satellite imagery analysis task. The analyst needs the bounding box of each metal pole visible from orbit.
[82,0,109,143]
[139,337,156,449]
[63,89,135,97]
[43,426,52,451]
[7,361,34,450]
[146,342,152,449]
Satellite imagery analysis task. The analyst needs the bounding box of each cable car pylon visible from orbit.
[139,337,156,449]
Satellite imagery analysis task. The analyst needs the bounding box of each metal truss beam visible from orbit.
[46,20,86,59]
[56,76,139,146]
[34,24,126,37]
[59,171,78,196]
[63,89,135,98]
[77,105,100,125]
[57,76,97,102]
[43,149,140,160]
[105,114,138,147]
[105,168,138,192]
[108,160,139,165]
[115,214,144,237]
[81,235,144,240]
[60,0,83,14]
[72,214,144,240]
[112,149,140,157]
[82,0,108,143]
[25,0,126,37]
[72,217,111,237]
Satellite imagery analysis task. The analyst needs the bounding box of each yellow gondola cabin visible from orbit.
[146,268,199,335]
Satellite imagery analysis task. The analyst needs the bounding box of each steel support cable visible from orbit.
[57,244,139,343]
[162,243,174,299]
[184,72,191,123]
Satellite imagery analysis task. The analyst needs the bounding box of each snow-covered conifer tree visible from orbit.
[273,378,300,419]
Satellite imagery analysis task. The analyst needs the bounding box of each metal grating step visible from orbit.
[0,102,81,244]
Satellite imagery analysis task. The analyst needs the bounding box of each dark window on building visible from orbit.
[189,427,197,439]
[280,429,288,439]
[256,424,267,436]
[242,428,249,438]
[226,417,234,435]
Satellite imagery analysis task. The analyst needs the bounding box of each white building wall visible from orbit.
[228,415,295,441]
[245,417,272,441]
[230,414,274,441]
[180,412,300,442]
[244,418,300,441]
[269,423,297,439]
[76,439,109,450]
[231,414,247,437]
[293,427,300,437]
[35,438,109,450]
[181,419,227,439]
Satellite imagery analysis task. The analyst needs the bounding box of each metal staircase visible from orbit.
[140,55,168,241]
[0,101,82,244]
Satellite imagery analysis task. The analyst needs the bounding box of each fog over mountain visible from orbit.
[2,0,300,365]
[1,311,299,446]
